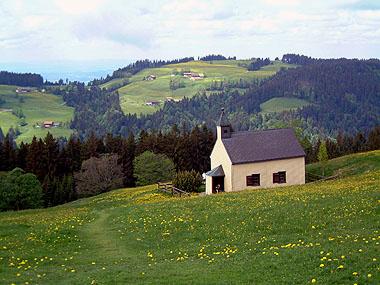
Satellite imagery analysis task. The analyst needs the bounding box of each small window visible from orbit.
[273,171,286,184]
[247,174,260,186]
[223,129,228,134]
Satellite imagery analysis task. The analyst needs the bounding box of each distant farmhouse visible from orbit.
[43,121,54,128]
[43,121,60,128]
[206,110,305,194]
[15,88,32,93]
[183,72,204,80]
[43,121,54,129]
[165,97,181,102]
[145,75,156,81]
[145,101,160,106]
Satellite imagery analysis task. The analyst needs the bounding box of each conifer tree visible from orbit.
[317,140,329,176]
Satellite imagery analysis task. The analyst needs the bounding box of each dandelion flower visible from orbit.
[319,264,325,268]
[311,278,316,283]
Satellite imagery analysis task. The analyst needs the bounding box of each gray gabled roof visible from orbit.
[222,128,305,164]
[206,165,225,177]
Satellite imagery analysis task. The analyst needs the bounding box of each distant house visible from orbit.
[165,97,181,102]
[183,72,204,80]
[145,75,157,81]
[205,110,305,194]
[16,88,32,93]
[43,121,54,128]
[145,101,160,106]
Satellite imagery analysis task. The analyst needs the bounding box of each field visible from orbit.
[306,150,380,178]
[0,152,379,284]
[0,85,74,143]
[109,60,294,116]
[260,97,310,113]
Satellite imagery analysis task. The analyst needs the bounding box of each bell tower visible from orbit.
[217,108,232,140]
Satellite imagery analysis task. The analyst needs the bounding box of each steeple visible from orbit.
[217,108,232,139]
[218,108,230,127]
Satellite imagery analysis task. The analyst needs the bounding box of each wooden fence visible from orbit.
[157,182,191,197]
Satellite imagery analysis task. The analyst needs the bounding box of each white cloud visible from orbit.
[0,0,379,64]
[55,0,106,15]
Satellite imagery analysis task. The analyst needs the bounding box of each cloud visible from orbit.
[262,0,301,7]
[55,0,106,15]
[0,0,379,63]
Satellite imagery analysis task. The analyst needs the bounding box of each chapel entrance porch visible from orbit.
[212,176,224,193]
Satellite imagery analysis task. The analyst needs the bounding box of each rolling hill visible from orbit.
[103,60,295,115]
[306,150,380,178]
[0,151,379,284]
[0,85,74,143]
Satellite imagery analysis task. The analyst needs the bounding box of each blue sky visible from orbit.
[0,0,379,66]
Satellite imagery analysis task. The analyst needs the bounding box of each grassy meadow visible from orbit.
[0,151,379,284]
[110,60,294,115]
[0,85,74,143]
[306,150,380,178]
[260,97,310,113]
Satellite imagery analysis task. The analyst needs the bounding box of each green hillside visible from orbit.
[0,85,74,143]
[306,150,380,178]
[1,157,379,284]
[107,60,294,116]
[260,97,310,113]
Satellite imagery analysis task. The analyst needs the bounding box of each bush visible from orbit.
[74,154,124,197]
[134,151,175,186]
[0,168,43,211]
[173,170,203,193]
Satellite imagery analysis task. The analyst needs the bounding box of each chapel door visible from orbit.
[212,177,225,193]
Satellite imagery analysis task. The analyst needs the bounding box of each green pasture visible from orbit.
[0,85,74,143]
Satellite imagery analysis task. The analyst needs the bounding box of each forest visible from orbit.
[199,54,236,61]
[0,71,43,87]
[0,125,214,209]
[247,58,271,71]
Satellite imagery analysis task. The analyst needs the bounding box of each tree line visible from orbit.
[0,124,214,208]
[199,54,236,61]
[247,58,272,71]
[89,57,195,86]
[0,71,43,87]
[302,126,380,164]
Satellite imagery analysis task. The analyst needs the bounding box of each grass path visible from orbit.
[82,210,123,258]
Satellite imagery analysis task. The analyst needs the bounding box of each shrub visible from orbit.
[134,151,175,186]
[74,154,124,197]
[0,168,43,211]
[173,170,203,193]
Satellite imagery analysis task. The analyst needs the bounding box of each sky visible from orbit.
[1,0,380,75]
